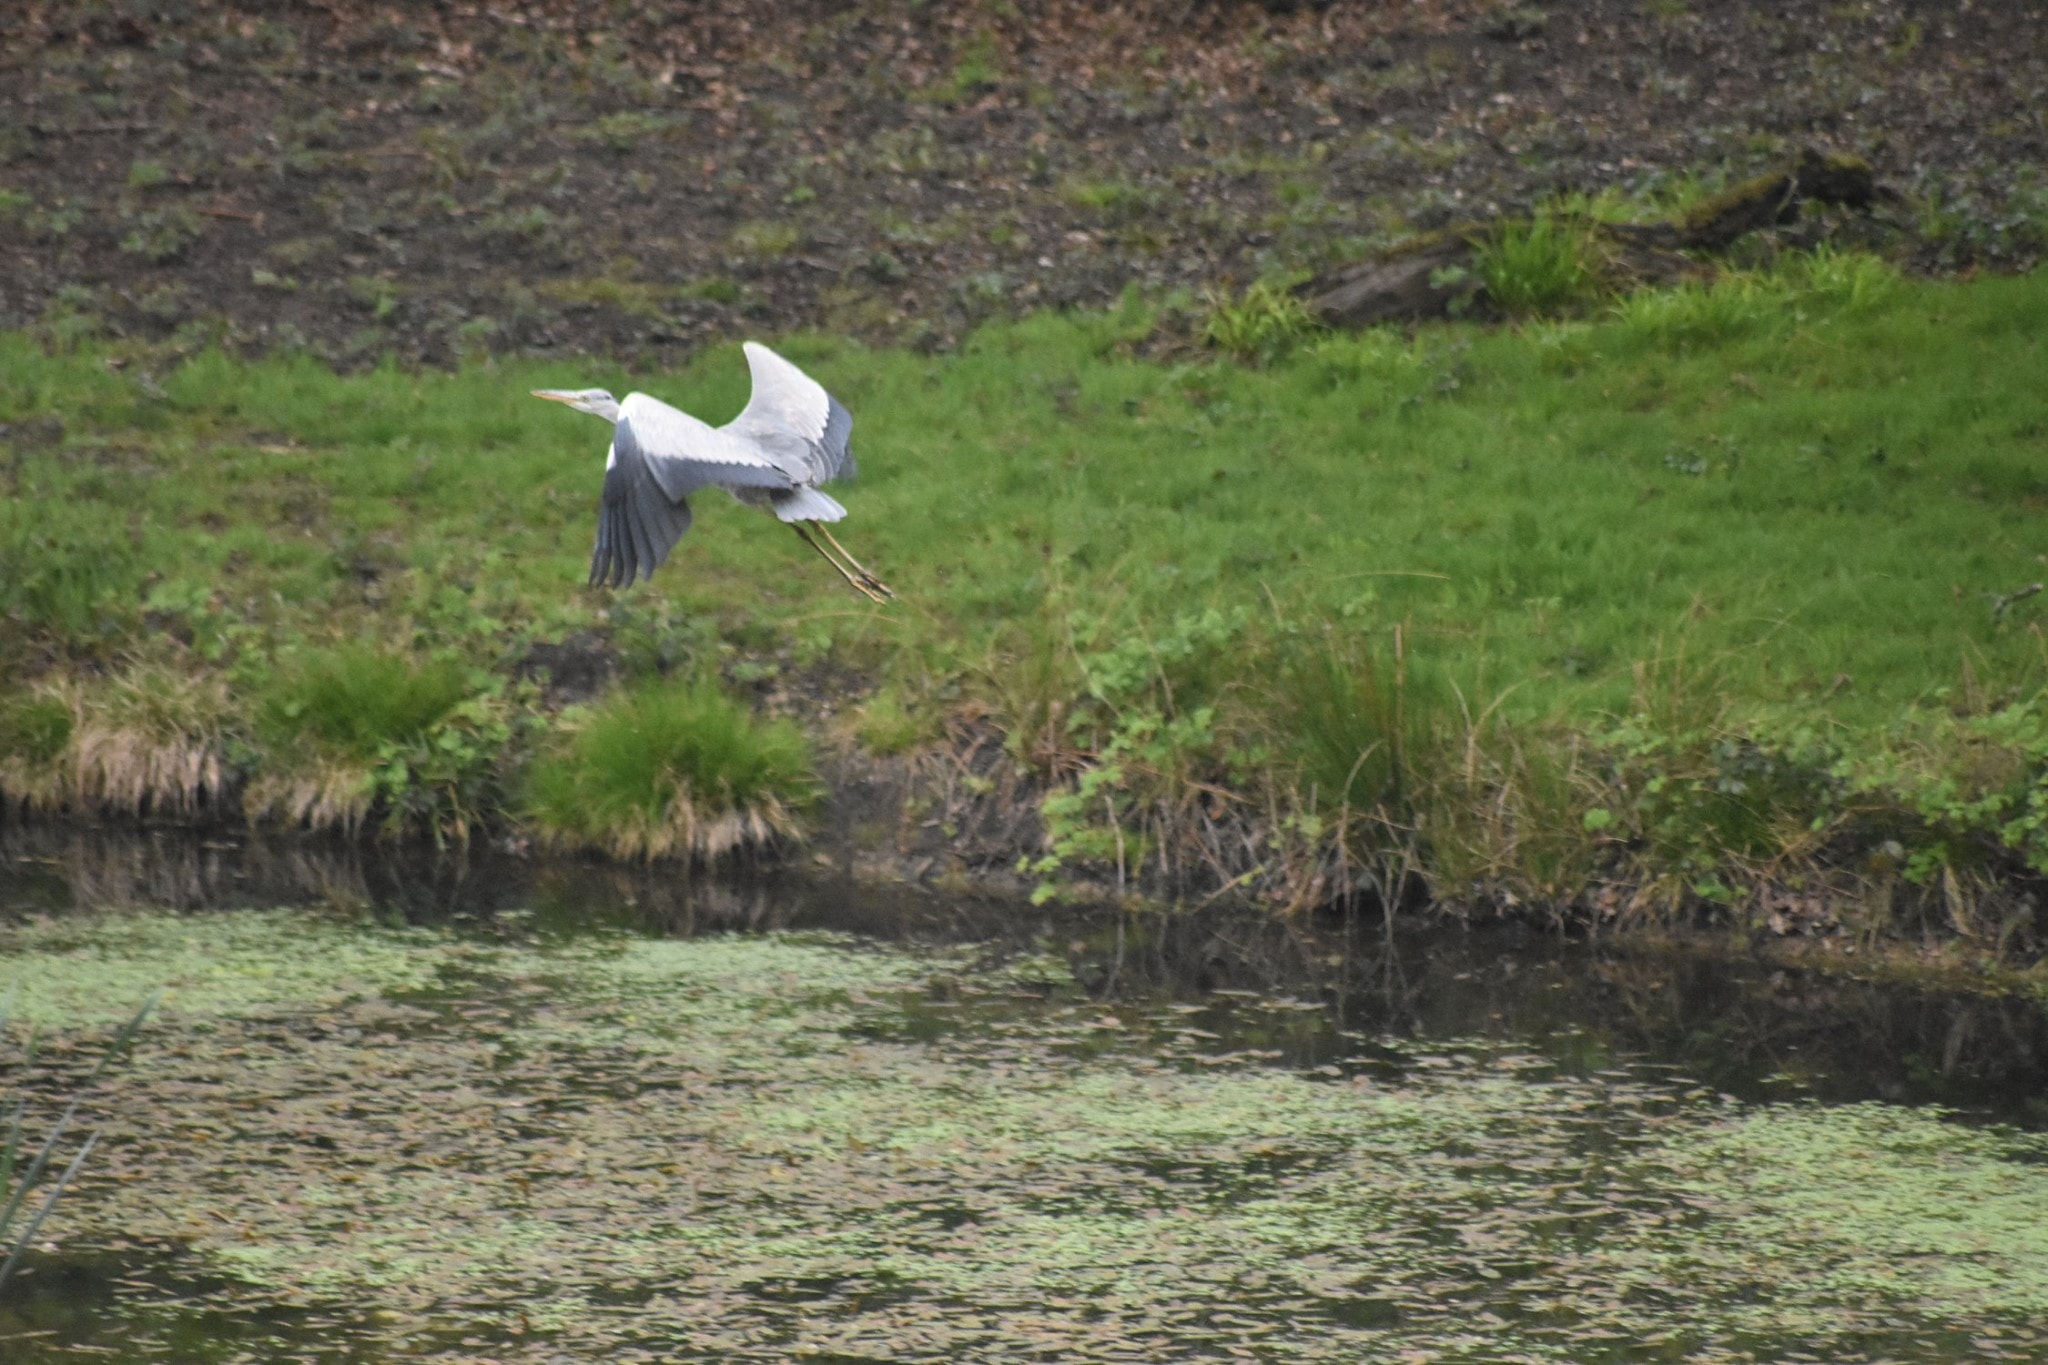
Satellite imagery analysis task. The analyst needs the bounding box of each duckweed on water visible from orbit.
[0,909,462,1027]
[5,910,2048,1361]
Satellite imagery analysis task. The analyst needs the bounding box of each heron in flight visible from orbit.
[532,342,893,603]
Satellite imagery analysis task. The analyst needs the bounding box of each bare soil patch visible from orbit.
[3,0,2043,365]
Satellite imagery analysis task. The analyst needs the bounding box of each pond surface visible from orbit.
[3,828,2047,1362]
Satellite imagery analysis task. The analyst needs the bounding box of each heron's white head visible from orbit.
[531,388,621,421]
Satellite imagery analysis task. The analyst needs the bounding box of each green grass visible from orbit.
[256,646,470,763]
[0,692,72,767]
[523,680,816,860]
[0,258,2044,900]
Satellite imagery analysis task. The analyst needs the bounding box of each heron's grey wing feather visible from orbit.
[726,342,857,486]
[590,434,692,589]
[618,393,794,501]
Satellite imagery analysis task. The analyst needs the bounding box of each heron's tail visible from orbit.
[768,487,847,523]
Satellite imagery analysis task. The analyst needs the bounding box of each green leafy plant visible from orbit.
[1201,278,1322,364]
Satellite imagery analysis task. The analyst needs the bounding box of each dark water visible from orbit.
[4,825,2048,1363]
[4,824,2043,1128]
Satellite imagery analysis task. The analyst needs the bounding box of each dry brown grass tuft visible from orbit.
[0,667,235,820]
[73,725,226,817]
[79,666,233,816]
[530,793,802,863]
[243,764,375,835]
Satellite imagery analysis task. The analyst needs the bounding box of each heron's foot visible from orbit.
[794,522,893,604]
[814,524,895,602]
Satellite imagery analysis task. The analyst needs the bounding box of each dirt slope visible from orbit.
[2,0,2043,365]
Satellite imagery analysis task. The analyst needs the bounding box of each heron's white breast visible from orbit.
[605,443,617,471]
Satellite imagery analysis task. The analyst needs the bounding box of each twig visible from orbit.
[1991,581,2043,623]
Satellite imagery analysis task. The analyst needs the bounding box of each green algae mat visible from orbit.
[5,907,2048,1362]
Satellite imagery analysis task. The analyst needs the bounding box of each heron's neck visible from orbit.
[587,398,621,422]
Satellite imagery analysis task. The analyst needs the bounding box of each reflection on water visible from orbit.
[4,823,2044,1126]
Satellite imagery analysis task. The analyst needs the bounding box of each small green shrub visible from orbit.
[1060,177,1159,223]
[524,681,816,860]
[1475,213,1605,317]
[1201,279,1321,364]
[857,687,936,757]
[117,207,203,263]
[731,221,800,257]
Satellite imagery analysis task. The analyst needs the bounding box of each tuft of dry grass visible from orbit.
[242,763,375,835]
[530,791,803,863]
[74,666,231,817]
[0,666,231,819]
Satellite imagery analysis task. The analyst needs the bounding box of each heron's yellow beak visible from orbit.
[531,390,579,405]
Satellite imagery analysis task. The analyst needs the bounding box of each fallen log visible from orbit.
[1301,147,1892,329]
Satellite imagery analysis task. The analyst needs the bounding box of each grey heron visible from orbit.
[533,342,893,603]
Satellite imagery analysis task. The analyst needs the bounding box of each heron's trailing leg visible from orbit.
[793,523,889,604]
[813,523,895,600]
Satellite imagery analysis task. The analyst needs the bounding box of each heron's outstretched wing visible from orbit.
[590,427,695,589]
[724,342,857,486]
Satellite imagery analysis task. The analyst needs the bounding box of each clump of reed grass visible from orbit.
[1279,630,1451,825]
[245,645,471,833]
[1417,722,1607,920]
[255,646,470,761]
[74,665,230,817]
[1473,212,1608,317]
[1610,273,1773,349]
[523,680,816,861]
[0,665,230,819]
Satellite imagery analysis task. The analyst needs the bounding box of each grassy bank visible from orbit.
[1,258,2044,943]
